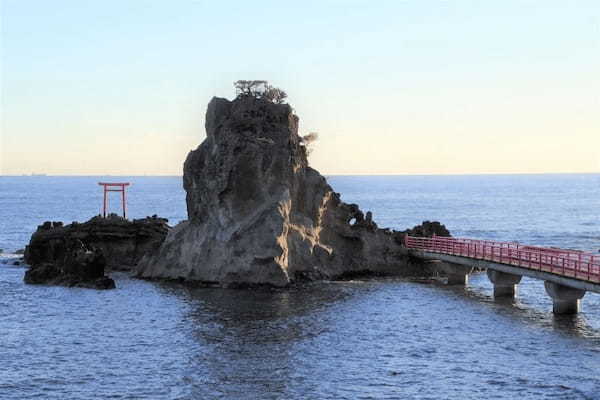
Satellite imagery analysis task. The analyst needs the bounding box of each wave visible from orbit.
[0,253,25,267]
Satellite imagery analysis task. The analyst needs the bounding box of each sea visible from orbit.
[1,174,599,399]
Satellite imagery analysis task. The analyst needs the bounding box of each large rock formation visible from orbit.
[25,215,170,271]
[136,95,438,287]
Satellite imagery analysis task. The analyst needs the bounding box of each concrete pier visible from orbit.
[437,262,473,286]
[409,247,600,316]
[487,270,522,298]
[544,281,586,314]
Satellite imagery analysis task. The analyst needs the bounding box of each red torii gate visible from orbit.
[98,182,130,218]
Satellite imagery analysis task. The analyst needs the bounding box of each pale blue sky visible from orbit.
[1,1,599,175]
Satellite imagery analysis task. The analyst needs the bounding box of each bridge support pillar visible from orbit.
[437,262,473,286]
[487,270,522,298]
[544,282,586,314]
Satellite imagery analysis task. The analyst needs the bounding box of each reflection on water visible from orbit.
[151,281,360,399]
[453,273,600,340]
[2,266,600,399]
[552,314,592,337]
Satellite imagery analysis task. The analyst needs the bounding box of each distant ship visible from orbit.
[30,173,47,177]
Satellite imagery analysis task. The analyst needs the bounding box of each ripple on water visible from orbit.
[1,269,600,398]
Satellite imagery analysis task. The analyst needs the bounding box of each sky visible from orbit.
[1,0,599,175]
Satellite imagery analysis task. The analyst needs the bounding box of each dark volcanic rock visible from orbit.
[136,95,438,286]
[23,215,169,289]
[403,221,451,238]
[25,215,170,271]
[23,263,61,283]
[24,239,116,289]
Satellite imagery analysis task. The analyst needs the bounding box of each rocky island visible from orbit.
[22,83,450,289]
[135,87,448,287]
[24,215,169,289]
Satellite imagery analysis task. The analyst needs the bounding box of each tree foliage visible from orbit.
[233,80,288,104]
[300,132,319,156]
[301,132,319,144]
[263,86,287,104]
[234,80,268,97]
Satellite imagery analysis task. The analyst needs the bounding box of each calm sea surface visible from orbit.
[1,174,599,399]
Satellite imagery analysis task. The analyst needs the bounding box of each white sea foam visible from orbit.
[0,253,26,267]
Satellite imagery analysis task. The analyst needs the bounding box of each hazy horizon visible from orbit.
[1,1,599,175]
[2,172,600,178]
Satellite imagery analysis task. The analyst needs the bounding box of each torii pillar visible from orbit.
[98,182,130,218]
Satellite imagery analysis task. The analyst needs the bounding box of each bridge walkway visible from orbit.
[405,235,600,314]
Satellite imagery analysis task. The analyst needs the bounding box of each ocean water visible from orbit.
[1,174,600,399]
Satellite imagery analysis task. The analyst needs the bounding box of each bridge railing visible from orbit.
[404,235,600,283]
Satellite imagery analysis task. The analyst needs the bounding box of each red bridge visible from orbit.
[404,235,600,314]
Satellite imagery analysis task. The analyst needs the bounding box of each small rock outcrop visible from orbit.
[136,95,440,286]
[23,215,169,289]
[24,239,115,289]
[25,215,170,271]
[403,221,451,238]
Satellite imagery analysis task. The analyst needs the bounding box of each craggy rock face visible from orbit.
[136,96,437,287]
[24,238,115,290]
[25,215,170,271]
[402,221,451,238]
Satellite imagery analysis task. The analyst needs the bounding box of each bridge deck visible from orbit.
[405,236,600,290]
